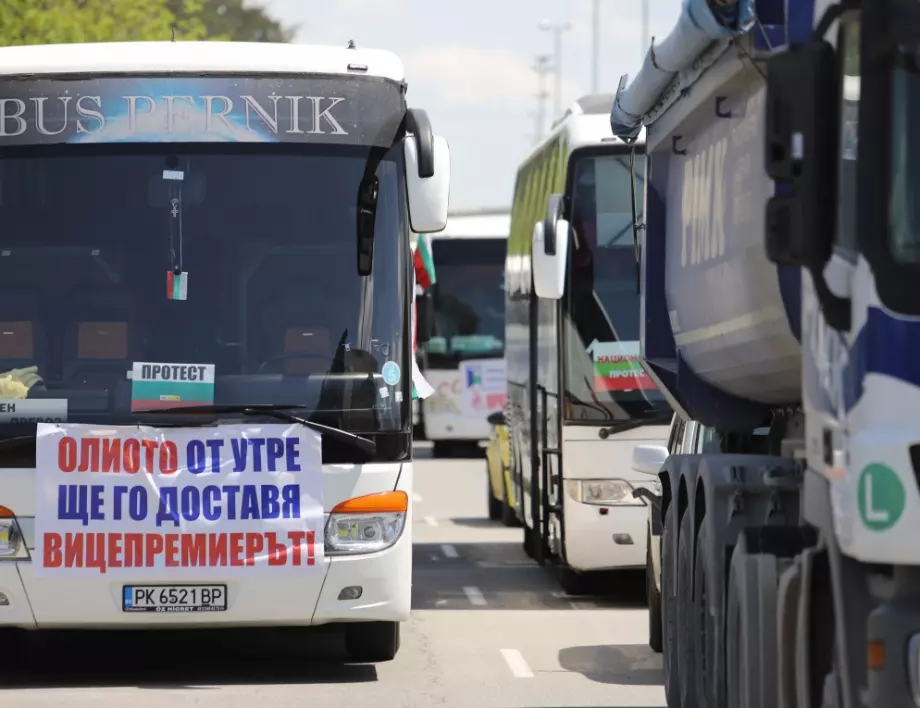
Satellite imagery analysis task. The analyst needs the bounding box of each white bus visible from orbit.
[414,209,509,458]
[0,39,449,662]
[505,94,672,593]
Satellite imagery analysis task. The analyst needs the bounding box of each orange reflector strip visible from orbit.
[868,641,885,670]
[331,491,408,514]
[0,506,14,518]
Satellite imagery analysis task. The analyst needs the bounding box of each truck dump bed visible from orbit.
[610,0,817,430]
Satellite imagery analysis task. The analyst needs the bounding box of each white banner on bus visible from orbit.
[34,422,323,578]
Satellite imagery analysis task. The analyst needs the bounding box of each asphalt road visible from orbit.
[1,442,666,708]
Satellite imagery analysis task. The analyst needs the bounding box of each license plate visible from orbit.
[122,585,227,613]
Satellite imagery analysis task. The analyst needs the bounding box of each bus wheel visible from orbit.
[344,621,401,663]
[559,566,592,595]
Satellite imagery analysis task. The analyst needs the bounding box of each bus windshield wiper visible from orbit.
[598,412,673,440]
[138,403,377,455]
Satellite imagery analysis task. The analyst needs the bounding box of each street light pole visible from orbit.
[540,19,572,120]
[591,0,599,93]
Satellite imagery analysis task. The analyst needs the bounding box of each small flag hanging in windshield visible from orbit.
[167,271,188,301]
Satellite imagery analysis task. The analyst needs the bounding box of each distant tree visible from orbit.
[171,0,298,42]
[0,0,207,45]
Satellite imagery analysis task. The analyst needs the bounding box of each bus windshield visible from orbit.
[0,144,409,440]
[0,72,413,452]
[564,150,670,422]
[423,237,506,367]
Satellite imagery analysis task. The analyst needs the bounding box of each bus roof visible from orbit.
[429,209,510,240]
[0,41,406,83]
[517,92,646,172]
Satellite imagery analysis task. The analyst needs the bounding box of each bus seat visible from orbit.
[0,290,46,375]
[62,289,139,386]
[250,284,336,374]
[282,327,331,375]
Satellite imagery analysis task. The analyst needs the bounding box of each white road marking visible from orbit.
[440,544,458,559]
[413,492,423,503]
[500,649,534,678]
[424,515,438,526]
[463,586,486,606]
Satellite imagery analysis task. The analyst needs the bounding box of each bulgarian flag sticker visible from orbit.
[586,339,657,392]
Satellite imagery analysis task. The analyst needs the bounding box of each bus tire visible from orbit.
[345,621,401,663]
[647,526,663,653]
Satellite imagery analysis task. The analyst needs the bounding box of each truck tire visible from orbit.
[677,512,698,708]
[693,522,715,705]
[647,526,663,653]
[345,621,401,662]
[725,531,781,708]
[661,508,681,707]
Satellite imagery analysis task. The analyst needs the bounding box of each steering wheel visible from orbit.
[256,353,330,374]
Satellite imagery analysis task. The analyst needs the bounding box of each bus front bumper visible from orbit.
[0,531,411,630]
[562,496,648,572]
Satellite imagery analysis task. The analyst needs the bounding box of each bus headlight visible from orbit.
[324,491,408,555]
[0,507,26,559]
[565,480,644,506]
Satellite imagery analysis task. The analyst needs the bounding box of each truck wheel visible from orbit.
[661,509,681,707]
[647,526,663,653]
[726,531,781,708]
[677,512,698,708]
[488,473,503,521]
[344,621,401,663]
[693,522,716,705]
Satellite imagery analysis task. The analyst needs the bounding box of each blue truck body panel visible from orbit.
[614,0,817,430]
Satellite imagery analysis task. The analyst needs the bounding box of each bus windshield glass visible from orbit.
[564,150,670,422]
[423,237,506,367]
[0,74,410,439]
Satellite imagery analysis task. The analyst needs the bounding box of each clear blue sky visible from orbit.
[256,0,682,210]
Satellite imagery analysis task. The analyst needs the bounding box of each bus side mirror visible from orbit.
[404,131,450,234]
[631,444,668,476]
[532,194,569,300]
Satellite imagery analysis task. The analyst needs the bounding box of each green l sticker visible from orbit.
[857,463,906,531]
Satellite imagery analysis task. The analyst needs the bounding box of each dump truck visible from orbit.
[570,0,917,706]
